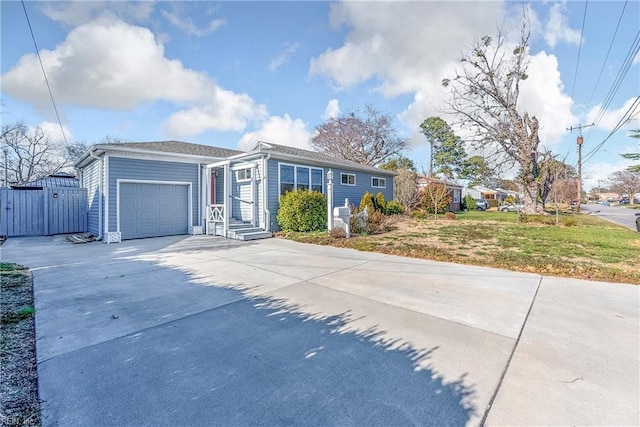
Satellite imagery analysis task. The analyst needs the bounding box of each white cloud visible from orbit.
[238,115,312,151]
[544,3,581,49]
[519,51,576,144]
[163,90,268,136]
[269,42,300,72]
[586,97,639,132]
[160,4,226,37]
[40,1,154,27]
[322,99,340,120]
[33,121,73,145]
[1,18,265,137]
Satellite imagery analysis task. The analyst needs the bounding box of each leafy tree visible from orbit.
[621,130,639,172]
[380,155,416,172]
[311,105,407,166]
[494,179,519,191]
[442,18,545,214]
[459,155,494,186]
[419,117,466,179]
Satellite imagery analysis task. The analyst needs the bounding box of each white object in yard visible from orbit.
[105,232,121,244]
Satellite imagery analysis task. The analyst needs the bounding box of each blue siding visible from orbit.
[82,159,102,236]
[267,159,395,231]
[107,157,199,233]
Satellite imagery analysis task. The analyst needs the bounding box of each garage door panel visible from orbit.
[120,183,189,240]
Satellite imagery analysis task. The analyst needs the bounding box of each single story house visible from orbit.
[416,175,462,212]
[74,140,395,242]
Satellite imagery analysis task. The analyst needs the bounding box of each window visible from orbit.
[341,173,356,186]
[279,164,323,195]
[371,177,386,188]
[311,169,323,193]
[280,165,294,195]
[236,168,252,181]
[297,167,310,191]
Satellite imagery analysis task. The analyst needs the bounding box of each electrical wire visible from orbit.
[588,31,640,135]
[568,1,589,107]
[583,95,640,164]
[21,0,69,146]
[587,0,628,105]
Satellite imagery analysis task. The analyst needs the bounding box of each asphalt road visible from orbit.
[580,203,640,231]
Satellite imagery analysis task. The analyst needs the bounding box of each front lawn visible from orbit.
[280,211,640,284]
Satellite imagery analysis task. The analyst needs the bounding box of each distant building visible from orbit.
[416,175,463,212]
[11,172,79,189]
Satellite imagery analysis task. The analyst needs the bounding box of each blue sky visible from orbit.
[1,1,638,190]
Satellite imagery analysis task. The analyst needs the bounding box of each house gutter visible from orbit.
[262,152,271,232]
[89,148,103,240]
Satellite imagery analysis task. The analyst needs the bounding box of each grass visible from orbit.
[280,210,640,284]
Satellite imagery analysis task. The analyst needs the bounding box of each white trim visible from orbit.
[115,179,193,236]
[104,156,110,236]
[277,162,324,197]
[371,176,387,188]
[341,172,356,186]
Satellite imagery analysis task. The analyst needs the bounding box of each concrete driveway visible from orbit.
[2,235,638,426]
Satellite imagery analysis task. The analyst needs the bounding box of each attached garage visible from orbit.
[118,181,190,240]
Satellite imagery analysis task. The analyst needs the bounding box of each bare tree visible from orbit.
[442,18,544,214]
[0,121,90,186]
[312,105,407,166]
[539,156,577,208]
[394,169,421,214]
[421,183,451,219]
[608,170,640,200]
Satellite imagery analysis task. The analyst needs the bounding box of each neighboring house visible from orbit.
[74,140,395,242]
[11,172,79,189]
[416,175,462,212]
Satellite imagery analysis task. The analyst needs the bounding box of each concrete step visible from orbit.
[234,230,273,241]
[227,227,272,240]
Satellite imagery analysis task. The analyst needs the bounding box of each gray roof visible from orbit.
[104,141,244,158]
[253,141,395,175]
[14,173,79,189]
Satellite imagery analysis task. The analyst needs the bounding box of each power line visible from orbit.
[583,95,640,163]
[21,0,69,146]
[587,0,628,105]
[568,1,589,106]
[588,31,640,134]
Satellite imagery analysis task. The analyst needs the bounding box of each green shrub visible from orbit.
[359,192,375,213]
[385,200,404,215]
[462,195,476,211]
[277,190,327,232]
[375,192,387,213]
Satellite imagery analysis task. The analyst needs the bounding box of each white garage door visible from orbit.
[119,183,189,240]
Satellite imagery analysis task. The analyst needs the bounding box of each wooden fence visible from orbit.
[0,188,87,237]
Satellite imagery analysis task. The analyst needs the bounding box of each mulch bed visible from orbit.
[1,262,41,427]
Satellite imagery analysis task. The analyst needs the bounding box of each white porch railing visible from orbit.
[206,204,225,235]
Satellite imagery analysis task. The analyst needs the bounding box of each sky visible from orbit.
[1,0,638,191]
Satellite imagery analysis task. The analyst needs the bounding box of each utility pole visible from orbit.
[567,123,594,213]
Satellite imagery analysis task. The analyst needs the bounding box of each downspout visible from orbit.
[89,149,103,240]
[262,153,271,231]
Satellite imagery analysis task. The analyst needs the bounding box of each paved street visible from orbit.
[581,203,640,231]
[1,235,638,426]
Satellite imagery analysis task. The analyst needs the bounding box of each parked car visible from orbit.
[619,197,630,205]
[499,203,524,212]
[636,213,640,232]
[476,199,489,211]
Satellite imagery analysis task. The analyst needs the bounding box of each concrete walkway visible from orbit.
[1,235,638,426]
